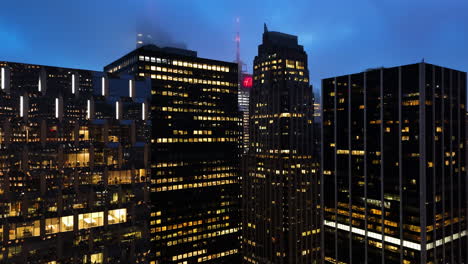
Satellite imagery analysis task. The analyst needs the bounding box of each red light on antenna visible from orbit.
[242,76,253,88]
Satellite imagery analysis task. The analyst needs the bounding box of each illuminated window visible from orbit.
[86,99,91,119]
[55,97,59,118]
[116,101,119,119]
[71,74,76,94]
[20,96,24,117]
[108,170,131,184]
[45,218,59,234]
[9,221,40,240]
[1,67,5,89]
[129,79,134,97]
[108,208,127,224]
[84,253,103,264]
[60,215,74,232]
[296,61,305,69]
[78,211,104,229]
[101,76,106,96]
[286,60,295,68]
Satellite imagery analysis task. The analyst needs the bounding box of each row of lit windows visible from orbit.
[160,91,189,97]
[194,172,236,180]
[153,216,227,230]
[171,100,218,108]
[153,161,232,170]
[193,116,240,121]
[197,249,238,263]
[249,154,312,159]
[107,56,137,73]
[202,87,234,94]
[5,208,126,240]
[251,113,305,119]
[142,73,236,87]
[201,165,236,172]
[138,55,231,72]
[156,137,237,143]
[152,177,182,184]
[159,222,231,242]
[153,179,236,192]
[154,172,236,184]
[154,162,188,168]
[160,106,224,114]
[254,59,304,69]
[336,149,365,156]
[259,77,309,83]
[163,227,238,247]
[145,65,193,75]
[172,249,207,261]
[301,228,320,237]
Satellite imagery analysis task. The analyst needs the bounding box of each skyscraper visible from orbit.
[243,25,320,263]
[321,63,467,263]
[239,73,252,153]
[105,45,242,263]
[0,61,150,263]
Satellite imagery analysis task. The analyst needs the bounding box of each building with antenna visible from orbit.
[242,24,320,263]
[235,18,253,154]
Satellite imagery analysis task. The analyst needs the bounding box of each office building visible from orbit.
[242,25,320,263]
[321,62,467,263]
[0,61,150,263]
[239,73,252,153]
[105,45,242,263]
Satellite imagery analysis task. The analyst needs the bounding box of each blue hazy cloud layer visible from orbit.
[1,0,467,93]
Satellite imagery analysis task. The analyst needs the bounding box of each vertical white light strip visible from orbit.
[72,74,75,94]
[116,101,119,120]
[102,76,105,96]
[87,99,91,119]
[38,76,42,92]
[55,98,59,118]
[129,79,133,97]
[142,102,145,120]
[1,68,5,90]
[20,96,24,117]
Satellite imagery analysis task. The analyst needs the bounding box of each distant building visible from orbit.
[239,73,252,153]
[242,25,320,263]
[321,63,467,263]
[105,45,242,263]
[0,61,150,263]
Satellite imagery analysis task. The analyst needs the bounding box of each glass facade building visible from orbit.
[105,45,242,263]
[0,61,150,263]
[239,73,252,154]
[242,25,320,263]
[322,63,467,263]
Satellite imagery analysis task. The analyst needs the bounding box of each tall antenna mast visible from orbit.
[236,17,242,74]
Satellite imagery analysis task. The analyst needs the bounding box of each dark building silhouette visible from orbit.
[105,45,242,263]
[321,63,467,263]
[0,61,150,263]
[242,25,320,263]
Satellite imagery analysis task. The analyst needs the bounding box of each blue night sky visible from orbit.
[1,0,468,93]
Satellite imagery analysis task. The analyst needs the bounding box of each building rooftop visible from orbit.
[138,44,197,57]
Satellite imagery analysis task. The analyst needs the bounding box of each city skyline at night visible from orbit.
[1,1,468,264]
